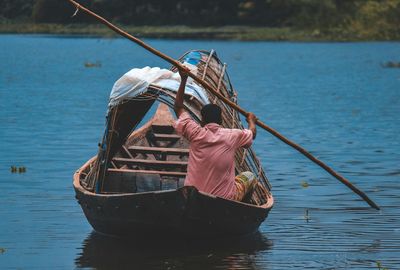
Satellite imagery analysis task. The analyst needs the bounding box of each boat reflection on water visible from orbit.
[75,231,273,269]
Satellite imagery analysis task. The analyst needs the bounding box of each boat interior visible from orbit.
[103,104,188,194]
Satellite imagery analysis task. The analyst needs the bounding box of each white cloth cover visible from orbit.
[108,65,209,108]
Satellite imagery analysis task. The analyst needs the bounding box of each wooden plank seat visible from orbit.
[128,146,189,156]
[113,157,188,168]
[151,133,181,141]
[108,168,186,177]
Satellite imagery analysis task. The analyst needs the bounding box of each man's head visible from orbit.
[201,104,222,126]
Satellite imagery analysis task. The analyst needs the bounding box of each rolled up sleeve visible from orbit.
[231,129,253,149]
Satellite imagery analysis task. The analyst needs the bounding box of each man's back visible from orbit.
[174,112,253,199]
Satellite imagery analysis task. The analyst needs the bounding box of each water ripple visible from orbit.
[1,36,399,270]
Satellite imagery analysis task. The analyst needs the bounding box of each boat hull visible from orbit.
[74,184,271,238]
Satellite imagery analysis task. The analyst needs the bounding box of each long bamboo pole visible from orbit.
[67,0,379,210]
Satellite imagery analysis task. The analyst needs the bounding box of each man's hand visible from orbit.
[246,112,257,123]
[246,112,257,139]
[179,66,190,81]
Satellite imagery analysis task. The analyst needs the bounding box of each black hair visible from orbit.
[201,104,222,125]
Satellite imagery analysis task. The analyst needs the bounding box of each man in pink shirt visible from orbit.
[173,68,258,201]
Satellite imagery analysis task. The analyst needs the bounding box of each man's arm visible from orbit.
[174,68,190,117]
[246,112,257,139]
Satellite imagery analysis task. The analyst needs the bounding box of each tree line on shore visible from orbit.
[1,0,399,39]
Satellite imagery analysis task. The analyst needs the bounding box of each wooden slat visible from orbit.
[128,146,189,155]
[113,157,187,167]
[122,145,134,159]
[152,133,181,140]
[213,64,227,103]
[202,49,215,80]
[108,168,186,177]
[216,64,226,93]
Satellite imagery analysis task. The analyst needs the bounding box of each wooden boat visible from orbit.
[73,50,274,237]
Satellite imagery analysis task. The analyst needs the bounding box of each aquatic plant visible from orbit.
[304,209,310,222]
[376,261,389,270]
[301,180,309,188]
[84,61,102,68]
[10,166,27,173]
[10,166,17,173]
[382,61,400,68]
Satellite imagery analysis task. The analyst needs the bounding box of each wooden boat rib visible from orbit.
[73,50,274,237]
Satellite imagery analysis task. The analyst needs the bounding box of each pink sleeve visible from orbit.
[173,111,202,142]
[231,129,253,149]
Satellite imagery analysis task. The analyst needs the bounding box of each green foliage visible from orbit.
[32,0,84,23]
[348,0,400,40]
[0,0,35,21]
[0,0,399,40]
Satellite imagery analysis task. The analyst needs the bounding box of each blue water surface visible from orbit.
[0,35,399,269]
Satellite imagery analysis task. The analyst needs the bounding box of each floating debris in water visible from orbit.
[376,261,389,270]
[233,54,242,61]
[0,247,5,254]
[10,166,26,173]
[304,209,310,222]
[84,61,102,68]
[301,180,309,188]
[382,61,400,68]
[352,109,361,116]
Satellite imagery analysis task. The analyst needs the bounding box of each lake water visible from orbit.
[0,35,399,269]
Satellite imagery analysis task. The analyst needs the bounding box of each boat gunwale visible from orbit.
[73,157,274,210]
